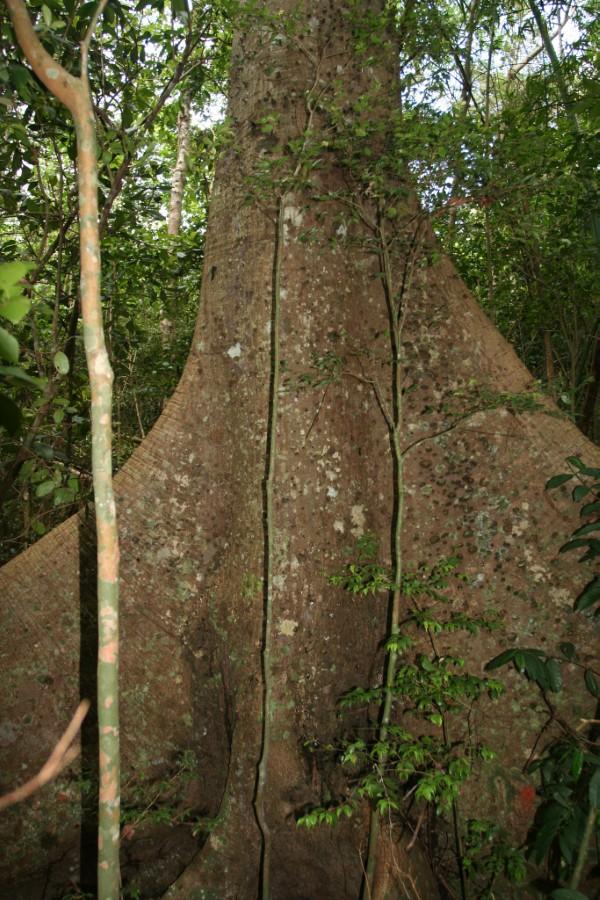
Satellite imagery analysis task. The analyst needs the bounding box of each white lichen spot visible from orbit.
[351,505,366,537]
[290,556,300,571]
[210,834,224,851]
[227,343,242,359]
[512,519,530,537]
[273,574,285,590]
[549,587,571,606]
[278,619,298,637]
[333,520,345,533]
[46,67,60,80]
[327,486,338,499]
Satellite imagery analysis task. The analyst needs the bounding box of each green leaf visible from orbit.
[559,538,592,553]
[572,522,600,538]
[0,293,30,324]
[572,485,590,502]
[485,648,516,670]
[551,890,589,900]
[589,769,600,809]
[41,4,52,26]
[545,473,572,489]
[570,747,584,781]
[0,366,44,388]
[566,456,585,470]
[575,577,600,612]
[0,327,19,363]
[35,480,55,498]
[53,351,70,375]
[584,669,599,697]
[522,652,549,689]
[0,261,33,291]
[53,486,75,506]
[0,392,21,434]
[581,501,600,517]
[559,642,577,661]
[546,658,563,693]
[530,801,566,863]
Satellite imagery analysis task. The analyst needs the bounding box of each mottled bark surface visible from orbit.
[0,1,598,898]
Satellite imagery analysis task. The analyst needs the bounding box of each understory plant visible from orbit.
[485,457,600,898]
[299,537,527,899]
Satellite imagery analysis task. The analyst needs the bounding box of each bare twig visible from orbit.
[0,700,90,811]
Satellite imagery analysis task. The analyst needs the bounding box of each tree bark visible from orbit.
[167,91,192,237]
[0,2,598,898]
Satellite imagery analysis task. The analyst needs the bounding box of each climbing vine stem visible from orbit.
[361,211,408,899]
[4,2,120,897]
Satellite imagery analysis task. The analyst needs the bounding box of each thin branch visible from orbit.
[0,701,90,811]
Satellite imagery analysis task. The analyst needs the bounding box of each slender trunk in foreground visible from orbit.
[3,2,120,897]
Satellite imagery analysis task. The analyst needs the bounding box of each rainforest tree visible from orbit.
[0,1,598,898]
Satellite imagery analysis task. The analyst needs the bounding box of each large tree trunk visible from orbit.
[1,2,597,898]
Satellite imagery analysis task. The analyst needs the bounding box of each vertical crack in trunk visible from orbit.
[254,195,285,900]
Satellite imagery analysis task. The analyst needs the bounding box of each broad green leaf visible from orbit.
[522,652,549,689]
[575,577,600,612]
[0,261,33,291]
[0,327,19,363]
[53,486,75,506]
[0,392,21,434]
[572,522,600,538]
[529,801,566,863]
[0,294,30,324]
[485,648,516,670]
[35,480,55,498]
[546,473,572,489]
[559,538,592,553]
[581,501,600,517]
[572,485,590,502]
[0,366,44,388]
[41,4,52,26]
[53,351,70,375]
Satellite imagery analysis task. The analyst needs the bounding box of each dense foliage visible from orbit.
[0,0,230,561]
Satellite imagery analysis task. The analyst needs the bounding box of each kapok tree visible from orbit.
[0,1,597,898]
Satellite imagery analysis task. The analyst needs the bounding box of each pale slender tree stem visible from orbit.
[167,91,192,236]
[4,3,120,898]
